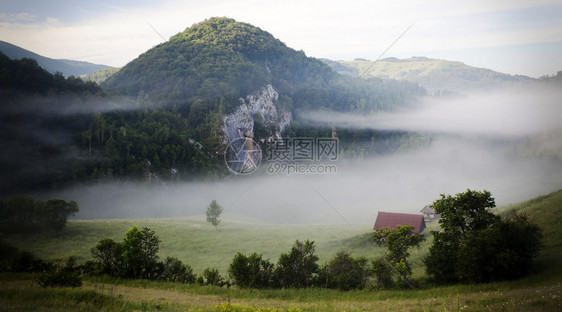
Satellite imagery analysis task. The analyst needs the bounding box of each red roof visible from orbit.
[373,211,426,233]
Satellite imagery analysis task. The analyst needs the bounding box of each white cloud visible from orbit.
[304,86,562,138]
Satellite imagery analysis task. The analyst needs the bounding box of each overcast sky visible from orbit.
[0,0,561,77]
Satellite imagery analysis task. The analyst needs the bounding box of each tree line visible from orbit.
[0,195,79,233]
[0,189,544,290]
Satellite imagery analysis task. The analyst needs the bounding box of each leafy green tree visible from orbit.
[455,212,543,283]
[0,196,78,233]
[433,189,498,239]
[37,257,82,288]
[39,199,79,232]
[319,250,369,290]
[424,189,543,283]
[371,257,394,289]
[275,240,319,288]
[206,200,223,228]
[122,226,160,279]
[159,257,196,283]
[202,268,224,286]
[229,252,274,288]
[372,225,424,282]
[91,238,124,276]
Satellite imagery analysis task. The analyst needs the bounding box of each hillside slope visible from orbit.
[0,40,110,77]
[326,57,535,94]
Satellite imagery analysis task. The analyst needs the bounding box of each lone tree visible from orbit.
[206,200,223,228]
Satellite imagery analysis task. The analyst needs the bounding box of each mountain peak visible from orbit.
[168,17,285,59]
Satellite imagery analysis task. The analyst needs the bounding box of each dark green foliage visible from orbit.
[38,199,80,232]
[0,237,18,271]
[36,269,82,288]
[372,225,424,283]
[201,268,224,286]
[432,189,499,239]
[91,238,124,276]
[83,109,224,181]
[122,226,160,279]
[10,250,51,273]
[37,257,82,288]
[425,189,543,283]
[423,231,459,283]
[228,252,274,288]
[318,250,369,290]
[456,212,543,283]
[0,196,79,233]
[158,256,196,283]
[90,227,198,284]
[206,200,223,228]
[372,257,395,289]
[275,240,319,288]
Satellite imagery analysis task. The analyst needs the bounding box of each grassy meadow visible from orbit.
[2,217,439,276]
[1,190,561,311]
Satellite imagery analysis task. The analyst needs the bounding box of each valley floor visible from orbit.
[1,190,561,311]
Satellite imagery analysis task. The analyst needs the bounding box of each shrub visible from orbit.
[10,250,51,272]
[159,257,196,283]
[91,238,124,276]
[37,269,82,288]
[319,250,369,290]
[274,240,319,288]
[371,257,394,289]
[202,268,224,286]
[229,252,274,288]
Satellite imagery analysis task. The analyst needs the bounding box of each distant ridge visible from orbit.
[325,57,535,94]
[0,40,110,77]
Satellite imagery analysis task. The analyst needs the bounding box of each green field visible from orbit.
[2,217,439,276]
[1,190,561,311]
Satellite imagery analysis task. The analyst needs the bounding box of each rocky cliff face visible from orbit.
[222,84,292,144]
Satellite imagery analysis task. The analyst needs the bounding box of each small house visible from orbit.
[373,211,426,234]
[420,205,439,221]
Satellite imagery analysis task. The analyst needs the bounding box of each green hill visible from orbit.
[327,56,535,94]
[0,40,110,77]
[103,17,424,112]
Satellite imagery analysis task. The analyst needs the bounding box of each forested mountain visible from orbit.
[103,17,424,112]
[90,17,426,179]
[0,40,110,77]
[0,18,428,192]
[325,57,535,94]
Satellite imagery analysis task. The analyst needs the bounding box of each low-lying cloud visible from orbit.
[304,86,562,138]
[33,85,562,225]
